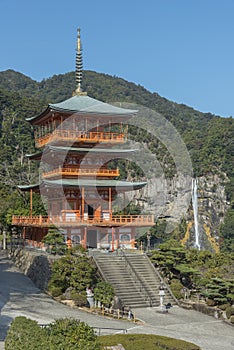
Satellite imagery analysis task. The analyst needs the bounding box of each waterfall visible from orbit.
[192,179,200,250]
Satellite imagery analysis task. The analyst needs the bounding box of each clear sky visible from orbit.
[0,0,234,118]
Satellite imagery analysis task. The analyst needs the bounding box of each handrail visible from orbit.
[35,130,127,147]
[43,166,119,178]
[122,252,153,307]
[145,254,178,304]
[91,255,108,283]
[12,214,154,227]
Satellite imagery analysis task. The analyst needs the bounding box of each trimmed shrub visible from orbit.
[219,303,231,310]
[99,334,200,350]
[48,285,63,297]
[70,291,87,307]
[170,279,184,299]
[5,316,47,350]
[44,318,100,349]
[226,305,234,319]
[206,299,216,306]
[5,317,100,350]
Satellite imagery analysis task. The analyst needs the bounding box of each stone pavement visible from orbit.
[0,251,234,350]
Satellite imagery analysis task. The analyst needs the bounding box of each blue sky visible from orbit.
[0,0,234,118]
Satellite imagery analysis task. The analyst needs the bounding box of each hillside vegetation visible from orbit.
[0,69,233,249]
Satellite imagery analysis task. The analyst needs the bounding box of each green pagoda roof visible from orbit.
[26,145,137,160]
[27,95,138,123]
[19,179,146,192]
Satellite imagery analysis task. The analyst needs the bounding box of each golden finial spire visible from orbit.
[74,28,87,95]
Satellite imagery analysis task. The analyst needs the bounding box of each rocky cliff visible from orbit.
[135,173,229,252]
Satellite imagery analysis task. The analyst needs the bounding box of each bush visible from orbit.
[170,279,184,299]
[5,317,101,350]
[48,285,63,297]
[218,303,231,310]
[206,299,216,306]
[5,316,47,350]
[44,318,100,350]
[70,291,87,307]
[225,305,234,319]
[94,281,115,307]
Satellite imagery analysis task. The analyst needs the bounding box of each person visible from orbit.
[86,286,94,308]
[128,308,133,320]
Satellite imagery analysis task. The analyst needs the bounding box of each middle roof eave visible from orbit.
[43,178,147,191]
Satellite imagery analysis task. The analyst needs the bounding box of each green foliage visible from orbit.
[0,69,233,250]
[170,279,184,300]
[5,316,100,350]
[225,305,234,319]
[48,286,64,298]
[42,225,67,255]
[70,291,87,307]
[44,318,100,350]
[99,334,200,350]
[5,316,48,350]
[48,254,97,296]
[149,240,234,305]
[220,208,234,252]
[94,281,115,307]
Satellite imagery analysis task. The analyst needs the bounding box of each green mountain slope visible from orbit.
[1,69,233,181]
[0,69,233,249]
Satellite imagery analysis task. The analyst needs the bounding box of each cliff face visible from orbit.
[185,175,229,251]
[135,173,229,252]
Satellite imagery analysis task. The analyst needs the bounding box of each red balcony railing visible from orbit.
[35,130,126,148]
[43,167,119,178]
[12,214,154,227]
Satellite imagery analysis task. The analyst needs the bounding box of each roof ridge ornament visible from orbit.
[74,28,87,96]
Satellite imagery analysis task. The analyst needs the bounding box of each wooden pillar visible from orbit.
[30,189,33,218]
[109,187,112,213]
[111,227,115,252]
[83,227,87,249]
[82,187,85,218]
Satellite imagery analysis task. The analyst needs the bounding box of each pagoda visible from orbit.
[12,29,154,250]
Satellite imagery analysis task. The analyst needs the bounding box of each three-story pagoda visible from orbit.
[12,29,154,250]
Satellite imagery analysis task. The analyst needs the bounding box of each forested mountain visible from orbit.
[0,69,233,250]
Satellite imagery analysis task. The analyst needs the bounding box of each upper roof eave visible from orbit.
[26,95,138,124]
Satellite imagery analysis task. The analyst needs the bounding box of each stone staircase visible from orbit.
[92,251,176,308]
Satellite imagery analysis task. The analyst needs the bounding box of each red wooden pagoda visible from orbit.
[12,29,154,250]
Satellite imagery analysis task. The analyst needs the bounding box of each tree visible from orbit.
[42,225,67,255]
[220,208,234,252]
[48,254,97,296]
[94,281,115,307]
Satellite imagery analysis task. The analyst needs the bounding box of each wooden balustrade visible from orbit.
[35,130,126,147]
[12,214,154,227]
[43,167,119,178]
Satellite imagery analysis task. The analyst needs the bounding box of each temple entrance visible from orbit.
[87,230,97,248]
[88,205,94,217]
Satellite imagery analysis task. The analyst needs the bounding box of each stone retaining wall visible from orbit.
[8,248,57,290]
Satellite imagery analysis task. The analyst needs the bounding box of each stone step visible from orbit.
[93,252,176,308]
